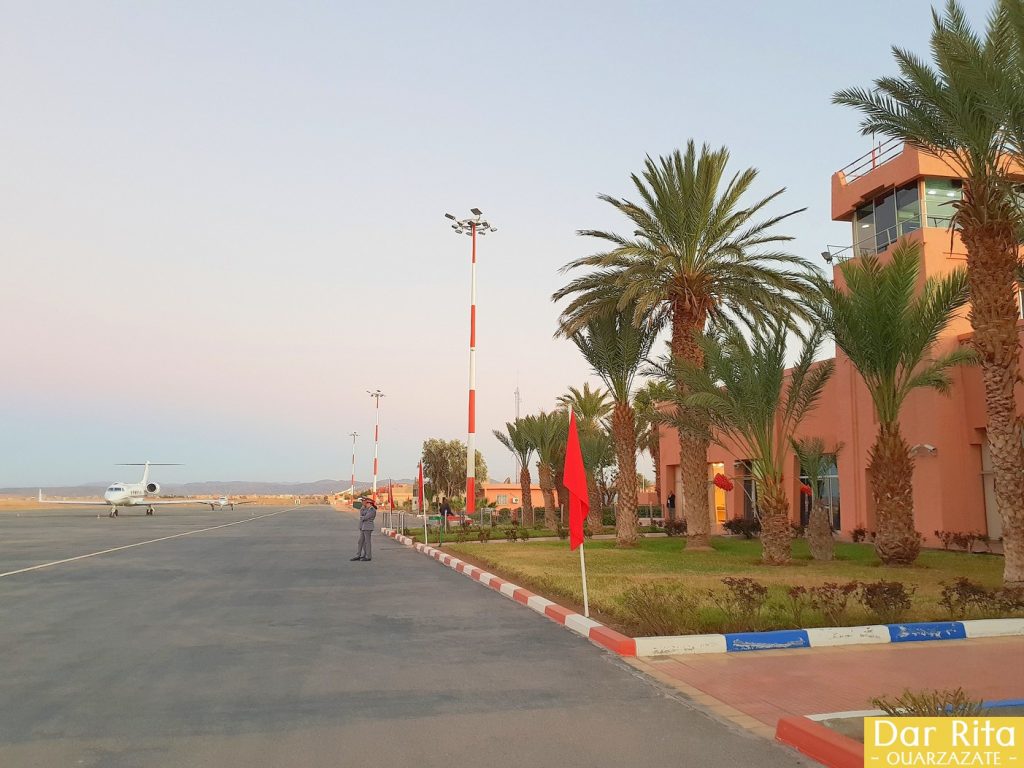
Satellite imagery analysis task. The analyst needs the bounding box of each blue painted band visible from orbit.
[725,629,810,652]
[984,698,1024,709]
[887,622,966,643]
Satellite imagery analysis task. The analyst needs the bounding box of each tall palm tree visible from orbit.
[519,411,568,530]
[578,425,613,530]
[814,241,974,565]
[567,308,658,546]
[791,437,843,562]
[553,141,815,549]
[834,1,1024,584]
[556,383,612,426]
[667,323,833,564]
[493,419,535,526]
[634,380,673,515]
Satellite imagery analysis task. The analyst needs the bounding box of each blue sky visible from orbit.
[0,1,988,486]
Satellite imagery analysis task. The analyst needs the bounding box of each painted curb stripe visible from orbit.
[726,629,810,652]
[776,716,863,768]
[887,621,965,642]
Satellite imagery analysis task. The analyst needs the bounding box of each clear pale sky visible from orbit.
[0,1,987,486]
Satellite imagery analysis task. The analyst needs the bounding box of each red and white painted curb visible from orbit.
[381,528,636,656]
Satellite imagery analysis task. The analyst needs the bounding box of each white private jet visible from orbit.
[205,497,255,511]
[38,462,215,518]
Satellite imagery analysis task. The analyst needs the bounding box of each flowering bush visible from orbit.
[799,483,813,496]
[713,473,734,491]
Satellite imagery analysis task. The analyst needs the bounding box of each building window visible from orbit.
[799,457,841,531]
[924,178,962,227]
[709,462,727,524]
[852,183,920,256]
[496,494,508,505]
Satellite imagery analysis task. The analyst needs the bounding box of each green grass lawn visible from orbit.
[445,536,1018,636]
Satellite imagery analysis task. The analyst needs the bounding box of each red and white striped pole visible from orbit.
[467,220,478,523]
[348,431,358,502]
[367,390,385,501]
[445,209,496,527]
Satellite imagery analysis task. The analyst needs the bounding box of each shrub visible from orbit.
[938,577,994,619]
[454,528,469,544]
[783,585,812,627]
[808,581,859,624]
[518,528,531,542]
[583,524,594,539]
[663,518,687,537]
[871,688,987,717]
[790,522,805,539]
[711,577,768,630]
[995,586,1024,612]
[502,526,518,542]
[619,582,702,636]
[851,526,868,543]
[477,527,492,543]
[601,509,616,526]
[722,516,761,539]
[556,524,569,540]
[859,580,915,624]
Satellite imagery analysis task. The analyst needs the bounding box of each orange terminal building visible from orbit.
[658,139,1024,545]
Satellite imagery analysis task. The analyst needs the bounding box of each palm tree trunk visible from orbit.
[870,423,920,566]
[758,478,791,565]
[537,461,558,530]
[650,433,663,514]
[586,472,603,531]
[611,401,639,546]
[807,499,834,561]
[672,299,712,549]
[961,223,1024,586]
[518,465,534,527]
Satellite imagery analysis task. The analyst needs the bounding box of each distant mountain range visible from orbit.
[0,479,415,497]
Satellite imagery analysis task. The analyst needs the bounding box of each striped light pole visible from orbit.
[348,431,359,502]
[367,390,385,501]
[444,208,497,526]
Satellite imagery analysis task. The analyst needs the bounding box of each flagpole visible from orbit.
[578,542,590,618]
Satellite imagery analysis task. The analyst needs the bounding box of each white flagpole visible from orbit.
[578,541,590,618]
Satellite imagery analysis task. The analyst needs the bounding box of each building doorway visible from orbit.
[981,439,1002,540]
[799,456,841,531]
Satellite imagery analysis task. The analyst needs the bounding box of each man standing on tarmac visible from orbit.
[351,496,377,562]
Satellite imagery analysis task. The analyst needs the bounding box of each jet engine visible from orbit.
[146,482,160,494]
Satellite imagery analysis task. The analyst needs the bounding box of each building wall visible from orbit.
[659,143,1024,544]
[482,483,545,509]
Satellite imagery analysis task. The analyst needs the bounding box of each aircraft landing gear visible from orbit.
[146,506,154,516]
[109,507,119,518]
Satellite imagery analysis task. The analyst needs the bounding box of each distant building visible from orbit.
[482,482,544,510]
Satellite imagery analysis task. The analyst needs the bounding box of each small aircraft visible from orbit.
[38,462,215,518]
[205,496,255,511]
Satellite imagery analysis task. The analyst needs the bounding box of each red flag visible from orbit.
[563,410,589,551]
[388,481,395,511]
[417,462,425,512]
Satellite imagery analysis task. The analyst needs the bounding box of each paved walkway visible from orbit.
[0,506,803,767]
[630,636,1024,739]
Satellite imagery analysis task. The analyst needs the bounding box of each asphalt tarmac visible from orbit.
[0,505,806,767]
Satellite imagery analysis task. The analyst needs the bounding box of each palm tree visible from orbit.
[668,323,833,564]
[519,411,568,530]
[493,419,535,526]
[557,383,612,426]
[553,141,815,549]
[634,380,672,515]
[567,308,658,546]
[577,425,613,530]
[791,437,843,562]
[814,241,974,565]
[834,1,1024,584]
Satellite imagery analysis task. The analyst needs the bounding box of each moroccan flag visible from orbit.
[417,462,425,512]
[388,481,395,511]
[563,410,589,551]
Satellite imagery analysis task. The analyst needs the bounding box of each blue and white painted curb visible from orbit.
[634,618,1024,657]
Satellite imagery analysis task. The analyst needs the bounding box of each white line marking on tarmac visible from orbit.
[0,507,300,579]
